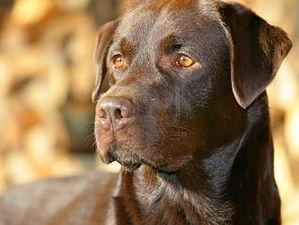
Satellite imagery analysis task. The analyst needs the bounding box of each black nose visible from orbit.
[97,97,135,129]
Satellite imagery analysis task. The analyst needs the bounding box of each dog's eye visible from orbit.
[112,54,126,70]
[176,54,194,68]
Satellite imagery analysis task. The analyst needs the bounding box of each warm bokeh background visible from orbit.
[0,0,298,224]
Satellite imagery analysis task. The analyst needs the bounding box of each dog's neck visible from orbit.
[144,138,241,225]
[111,137,243,225]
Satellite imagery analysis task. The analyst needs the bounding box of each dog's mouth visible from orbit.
[103,143,178,173]
[105,143,144,171]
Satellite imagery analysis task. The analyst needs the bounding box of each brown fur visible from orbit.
[0,1,292,225]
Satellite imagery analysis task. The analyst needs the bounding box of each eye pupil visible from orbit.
[113,54,125,69]
[116,57,122,63]
[178,55,193,67]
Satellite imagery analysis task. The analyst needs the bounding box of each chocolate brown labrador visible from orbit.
[0,0,292,224]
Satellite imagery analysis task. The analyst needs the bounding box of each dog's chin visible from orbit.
[117,160,143,171]
[105,144,180,173]
[106,145,144,171]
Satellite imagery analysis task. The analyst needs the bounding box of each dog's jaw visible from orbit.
[109,136,243,225]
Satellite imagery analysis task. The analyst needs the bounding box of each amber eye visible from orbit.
[176,54,194,68]
[112,54,126,70]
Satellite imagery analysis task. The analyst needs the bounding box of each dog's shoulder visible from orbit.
[0,170,118,225]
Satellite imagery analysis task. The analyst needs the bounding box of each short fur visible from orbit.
[0,0,291,224]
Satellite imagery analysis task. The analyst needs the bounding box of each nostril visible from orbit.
[98,97,134,125]
[114,108,123,120]
[99,109,107,118]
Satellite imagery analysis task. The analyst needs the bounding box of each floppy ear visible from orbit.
[92,20,119,102]
[218,2,292,108]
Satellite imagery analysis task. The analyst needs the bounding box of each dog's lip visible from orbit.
[99,141,188,173]
[111,156,144,171]
[116,158,176,173]
[117,161,142,171]
[111,150,179,173]
[101,143,144,169]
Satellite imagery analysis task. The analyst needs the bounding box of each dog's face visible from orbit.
[93,0,291,172]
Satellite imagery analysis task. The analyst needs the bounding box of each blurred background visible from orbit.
[0,0,298,224]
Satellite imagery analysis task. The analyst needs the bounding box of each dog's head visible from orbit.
[93,0,291,173]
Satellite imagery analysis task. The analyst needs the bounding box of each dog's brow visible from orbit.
[160,34,182,53]
[121,38,135,56]
[111,38,135,57]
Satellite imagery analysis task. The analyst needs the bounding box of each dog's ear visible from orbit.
[218,2,292,108]
[92,20,119,102]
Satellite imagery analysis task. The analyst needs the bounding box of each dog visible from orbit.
[0,0,292,224]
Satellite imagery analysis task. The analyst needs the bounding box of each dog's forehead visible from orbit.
[115,0,220,43]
